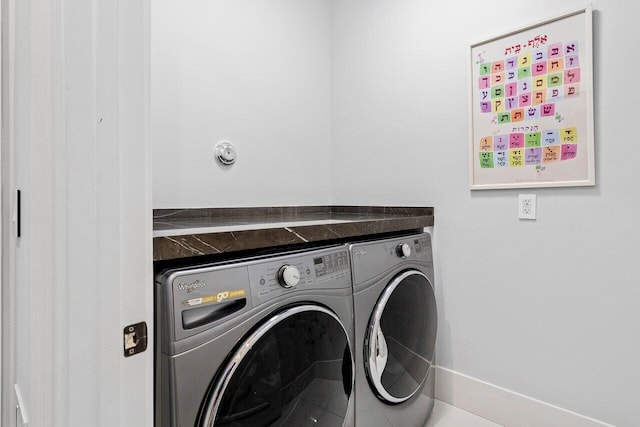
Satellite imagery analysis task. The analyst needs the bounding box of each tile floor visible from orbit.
[424,400,503,427]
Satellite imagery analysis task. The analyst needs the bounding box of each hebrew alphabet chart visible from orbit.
[469,8,594,189]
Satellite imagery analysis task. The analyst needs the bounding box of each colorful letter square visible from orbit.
[518,78,532,93]
[565,55,579,69]
[509,149,524,167]
[540,103,555,117]
[525,106,540,120]
[505,82,518,97]
[519,92,531,107]
[511,108,525,122]
[525,147,542,165]
[565,84,579,97]
[479,152,494,168]
[532,91,546,105]
[479,76,490,89]
[479,63,491,75]
[547,73,563,87]
[543,146,560,162]
[548,58,564,72]
[565,68,581,83]
[542,130,559,146]
[518,53,532,67]
[494,151,508,167]
[492,60,505,73]
[547,87,562,102]
[561,144,578,160]
[517,66,531,79]
[505,56,518,70]
[509,133,524,148]
[564,41,578,55]
[532,61,547,76]
[492,73,505,85]
[491,85,504,98]
[547,42,563,59]
[494,135,509,151]
[533,48,546,62]
[525,132,541,147]
[498,112,510,123]
[479,136,493,151]
[560,127,578,143]
[533,77,546,90]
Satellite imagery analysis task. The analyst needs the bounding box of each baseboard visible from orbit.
[434,366,614,427]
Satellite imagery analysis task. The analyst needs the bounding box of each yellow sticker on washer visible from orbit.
[182,289,246,307]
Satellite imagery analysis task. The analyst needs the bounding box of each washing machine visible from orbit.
[349,232,437,427]
[155,245,355,427]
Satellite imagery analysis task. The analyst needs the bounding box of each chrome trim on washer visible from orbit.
[200,304,355,427]
[365,270,432,404]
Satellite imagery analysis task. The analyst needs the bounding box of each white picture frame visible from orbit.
[469,7,595,190]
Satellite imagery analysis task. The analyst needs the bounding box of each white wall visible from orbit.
[151,1,638,424]
[331,1,639,426]
[152,0,333,208]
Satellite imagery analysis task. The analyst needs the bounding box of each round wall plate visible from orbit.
[215,141,237,166]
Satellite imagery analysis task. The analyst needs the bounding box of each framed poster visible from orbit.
[469,7,594,190]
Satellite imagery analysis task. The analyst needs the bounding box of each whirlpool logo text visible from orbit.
[177,279,206,293]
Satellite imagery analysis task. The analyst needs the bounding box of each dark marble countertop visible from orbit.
[153,206,434,262]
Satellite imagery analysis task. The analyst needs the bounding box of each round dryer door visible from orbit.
[200,304,354,427]
[365,270,437,404]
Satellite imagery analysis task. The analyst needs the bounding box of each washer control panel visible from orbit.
[248,248,350,305]
[313,250,350,277]
[160,246,352,344]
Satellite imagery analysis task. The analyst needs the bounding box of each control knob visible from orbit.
[277,265,300,288]
[396,243,411,259]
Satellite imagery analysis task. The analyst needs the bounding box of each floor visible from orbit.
[424,400,503,427]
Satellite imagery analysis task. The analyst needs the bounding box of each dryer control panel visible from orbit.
[350,232,433,286]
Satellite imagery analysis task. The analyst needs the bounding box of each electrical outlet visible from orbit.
[518,194,536,220]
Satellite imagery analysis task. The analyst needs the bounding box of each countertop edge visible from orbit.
[153,206,434,262]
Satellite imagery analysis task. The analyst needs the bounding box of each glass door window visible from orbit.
[365,271,437,404]
[201,305,353,427]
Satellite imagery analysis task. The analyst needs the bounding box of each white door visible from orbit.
[2,1,57,425]
[1,1,154,426]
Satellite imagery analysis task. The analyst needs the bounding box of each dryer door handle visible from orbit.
[182,299,247,330]
[369,324,388,383]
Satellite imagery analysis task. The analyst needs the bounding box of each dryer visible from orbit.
[155,245,355,427]
[349,233,437,427]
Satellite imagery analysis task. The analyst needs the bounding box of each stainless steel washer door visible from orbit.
[200,305,354,427]
[364,270,437,404]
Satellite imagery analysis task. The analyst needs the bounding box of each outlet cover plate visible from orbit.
[518,194,537,220]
